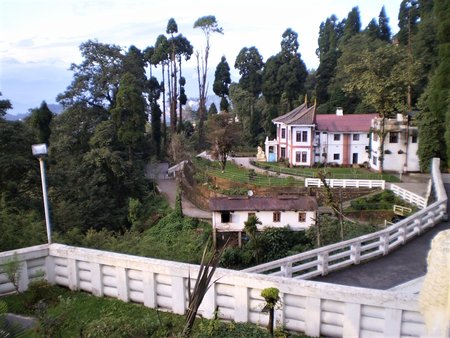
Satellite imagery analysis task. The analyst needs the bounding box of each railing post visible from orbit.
[171,275,186,314]
[343,303,361,337]
[67,258,79,290]
[281,262,292,277]
[350,242,361,264]
[414,218,421,235]
[116,267,129,302]
[143,271,156,308]
[234,285,249,322]
[45,255,55,284]
[318,253,329,275]
[380,233,390,255]
[18,260,29,293]
[199,283,216,319]
[90,263,103,297]
[384,308,402,337]
[305,297,321,337]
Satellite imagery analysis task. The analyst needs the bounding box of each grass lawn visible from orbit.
[193,157,304,187]
[252,160,400,182]
[1,282,311,337]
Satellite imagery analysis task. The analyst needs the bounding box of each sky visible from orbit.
[1,0,403,115]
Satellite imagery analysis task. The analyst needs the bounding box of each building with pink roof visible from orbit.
[264,104,419,172]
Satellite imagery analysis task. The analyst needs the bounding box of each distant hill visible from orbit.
[4,103,63,121]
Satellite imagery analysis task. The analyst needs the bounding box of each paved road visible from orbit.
[156,179,211,219]
[311,182,450,290]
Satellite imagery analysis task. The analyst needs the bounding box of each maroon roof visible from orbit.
[273,103,316,125]
[209,196,317,212]
[315,113,378,132]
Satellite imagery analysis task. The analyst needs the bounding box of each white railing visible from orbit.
[391,183,428,209]
[305,178,386,189]
[0,158,446,338]
[0,243,425,337]
[245,159,447,279]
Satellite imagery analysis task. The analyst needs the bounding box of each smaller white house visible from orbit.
[210,195,317,246]
[370,114,419,172]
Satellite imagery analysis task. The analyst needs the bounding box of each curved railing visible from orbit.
[244,158,447,278]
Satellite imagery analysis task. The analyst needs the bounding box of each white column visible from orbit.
[171,275,186,314]
[234,285,249,322]
[343,303,361,337]
[90,263,103,297]
[67,258,79,290]
[116,267,129,302]
[305,297,321,337]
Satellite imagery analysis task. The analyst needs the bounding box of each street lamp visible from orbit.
[32,143,52,244]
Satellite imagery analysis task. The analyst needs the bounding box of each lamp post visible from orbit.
[32,143,52,244]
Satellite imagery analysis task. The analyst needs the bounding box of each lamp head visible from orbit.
[32,143,48,157]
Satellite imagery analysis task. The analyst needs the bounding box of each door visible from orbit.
[352,153,358,164]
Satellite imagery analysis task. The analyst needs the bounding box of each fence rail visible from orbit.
[390,183,428,209]
[305,178,385,189]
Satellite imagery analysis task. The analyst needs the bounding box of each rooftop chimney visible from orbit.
[336,107,343,116]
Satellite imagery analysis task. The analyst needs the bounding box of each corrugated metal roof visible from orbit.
[273,103,316,125]
[209,196,318,211]
[315,113,378,132]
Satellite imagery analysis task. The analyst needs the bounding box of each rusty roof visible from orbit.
[316,113,379,132]
[273,103,316,125]
[209,196,318,212]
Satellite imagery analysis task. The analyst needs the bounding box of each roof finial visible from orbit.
[304,93,308,106]
[314,97,317,106]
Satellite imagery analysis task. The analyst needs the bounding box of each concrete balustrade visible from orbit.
[0,159,446,337]
[0,243,427,337]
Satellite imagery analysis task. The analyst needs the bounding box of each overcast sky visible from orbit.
[1,0,402,115]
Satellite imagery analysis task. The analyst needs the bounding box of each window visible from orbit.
[334,134,341,141]
[298,212,306,222]
[302,131,308,142]
[221,212,231,223]
[280,147,286,159]
[302,152,307,163]
[353,134,360,141]
[333,153,340,160]
[411,135,418,143]
[389,132,399,143]
[281,128,286,139]
[273,212,281,222]
[296,131,301,142]
[373,156,377,165]
[296,152,307,163]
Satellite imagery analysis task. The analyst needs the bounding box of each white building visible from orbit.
[210,195,317,246]
[265,104,420,172]
[370,114,420,172]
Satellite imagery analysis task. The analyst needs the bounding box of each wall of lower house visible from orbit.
[212,210,316,232]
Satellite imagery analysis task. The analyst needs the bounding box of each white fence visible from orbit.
[245,158,447,279]
[390,183,428,209]
[0,243,425,337]
[305,178,386,189]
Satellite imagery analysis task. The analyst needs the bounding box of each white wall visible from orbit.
[371,131,420,172]
[212,210,316,232]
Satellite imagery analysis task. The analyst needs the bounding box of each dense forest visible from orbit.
[1,0,449,253]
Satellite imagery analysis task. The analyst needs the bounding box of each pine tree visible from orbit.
[378,6,392,42]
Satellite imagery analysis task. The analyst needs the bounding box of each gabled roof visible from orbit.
[273,103,316,125]
[209,196,317,212]
[316,113,378,133]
